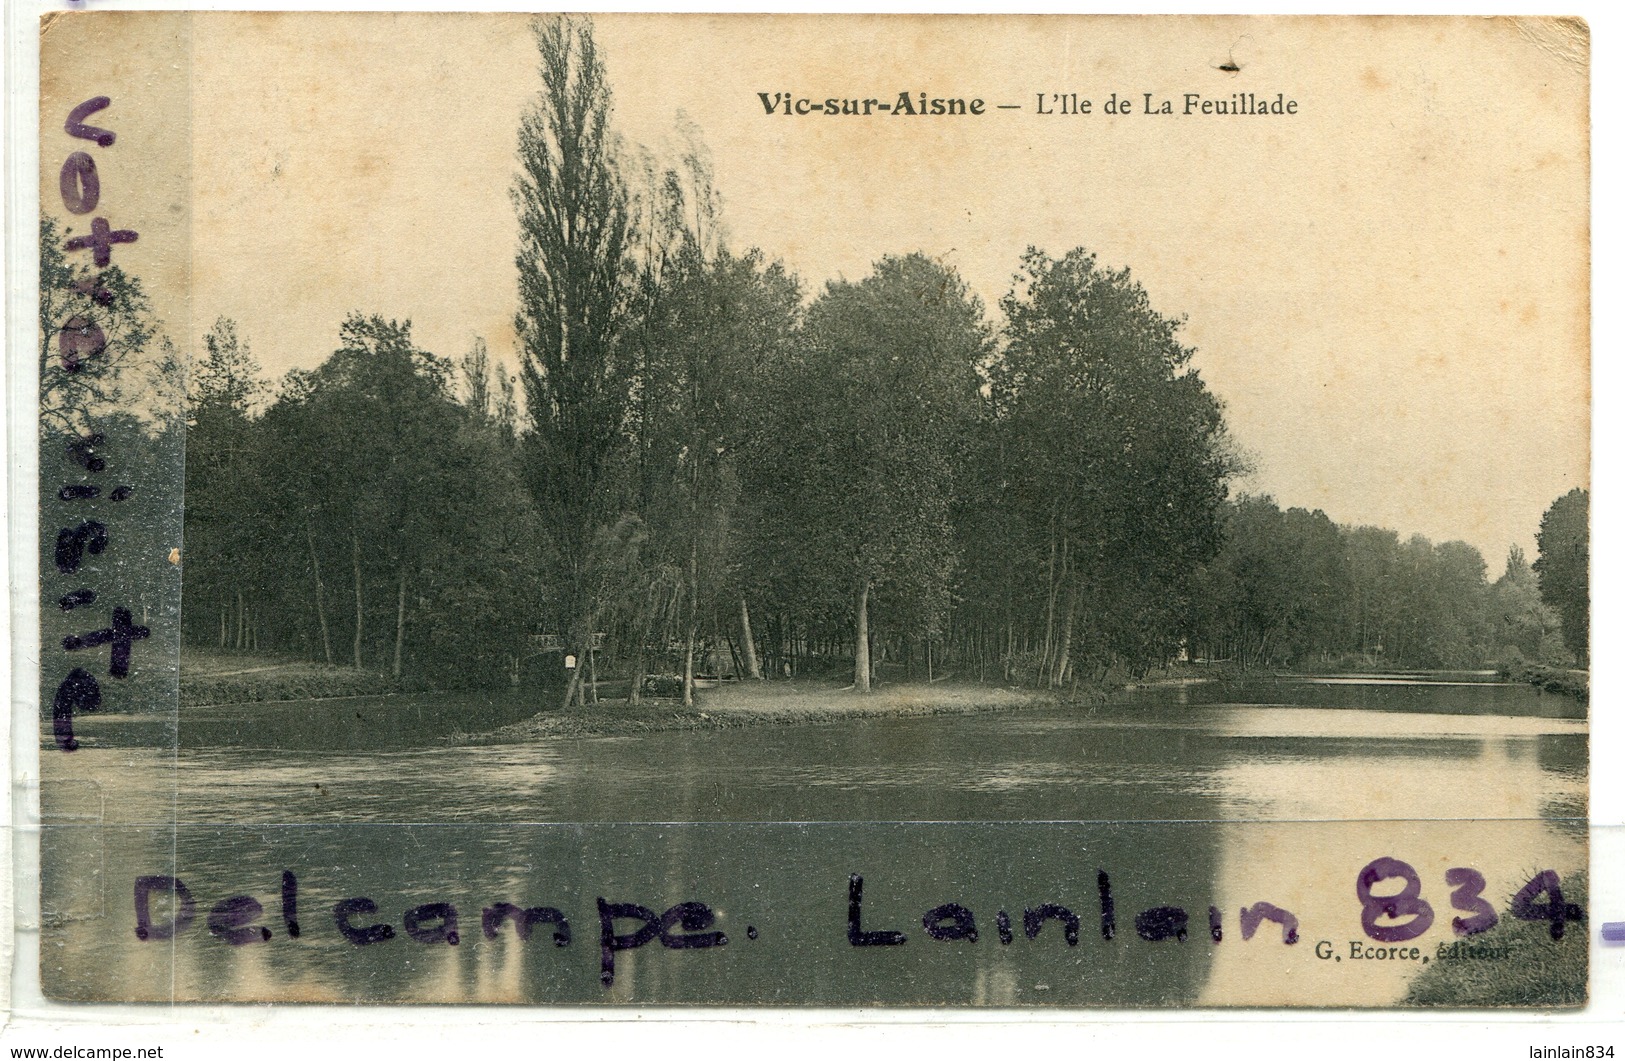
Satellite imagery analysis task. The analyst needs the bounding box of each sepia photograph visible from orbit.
[31,12,1589,1008]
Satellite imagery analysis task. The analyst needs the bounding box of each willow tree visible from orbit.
[512,15,637,708]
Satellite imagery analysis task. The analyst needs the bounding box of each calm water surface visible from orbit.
[39,674,1587,1006]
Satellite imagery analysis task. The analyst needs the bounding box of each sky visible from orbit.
[41,12,1590,574]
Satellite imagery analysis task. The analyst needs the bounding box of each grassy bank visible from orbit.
[181,651,428,708]
[458,679,1064,742]
[1499,662,1589,704]
[182,649,1100,737]
[1402,871,1588,1007]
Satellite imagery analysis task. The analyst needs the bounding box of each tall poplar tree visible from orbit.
[512,15,637,707]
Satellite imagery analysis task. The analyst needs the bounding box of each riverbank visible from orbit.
[179,648,1113,739]
[1402,870,1588,1006]
[181,651,429,707]
[1500,662,1589,704]
[457,680,1065,742]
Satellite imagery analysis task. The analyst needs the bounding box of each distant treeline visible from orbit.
[41,15,1587,707]
[1185,496,1582,671]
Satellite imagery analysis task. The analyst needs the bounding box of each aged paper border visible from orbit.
[3,0,1621,1053]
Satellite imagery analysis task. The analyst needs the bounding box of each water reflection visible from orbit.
[39,674,1585,1005]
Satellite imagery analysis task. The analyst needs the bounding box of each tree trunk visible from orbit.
[587,638,599,704]
[306,520,333,665]
[236,591,246,650]
[628,594,654,706]
[1039,524,1058,682]
[739,598,762,679]
[627,654,644,705]
[627,607,646,708]
[351,528,365,669]
[681,626,697,707]
[392,566,407,680]
[559,610,589,710]
[560,662,582,711]
[854,579,872,693]
[1052,585,1078,688]
[682,540,699,708]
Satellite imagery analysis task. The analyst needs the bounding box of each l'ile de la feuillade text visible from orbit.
[757,90,1299,118]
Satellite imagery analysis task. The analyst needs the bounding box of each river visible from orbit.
[36,673,1587,1006]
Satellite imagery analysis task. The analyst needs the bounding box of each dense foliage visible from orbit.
[1183,497,1572,670]
[44,15,1582,697]
[1533,488,1588,665]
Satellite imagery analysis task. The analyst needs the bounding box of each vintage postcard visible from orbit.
[26,12,1590,1009]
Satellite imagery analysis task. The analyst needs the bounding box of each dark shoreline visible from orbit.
[451,683,1067,743]
[147,660,1587,753]
[1498,663,1589,704]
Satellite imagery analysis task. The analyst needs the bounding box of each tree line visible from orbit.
[1183,494,1584,671]
[171,15,1243,705]
[42,16,1588,708]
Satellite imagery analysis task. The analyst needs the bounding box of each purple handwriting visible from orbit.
[132,872,727,986]
[128,862,1583,988]
[1356,857,1584,942]
[60,97,135,272]
[51,436,147,751]
[49,98,148,752]
[848,872,1299,948]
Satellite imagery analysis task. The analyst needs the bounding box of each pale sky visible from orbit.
[43,13,1590,573]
